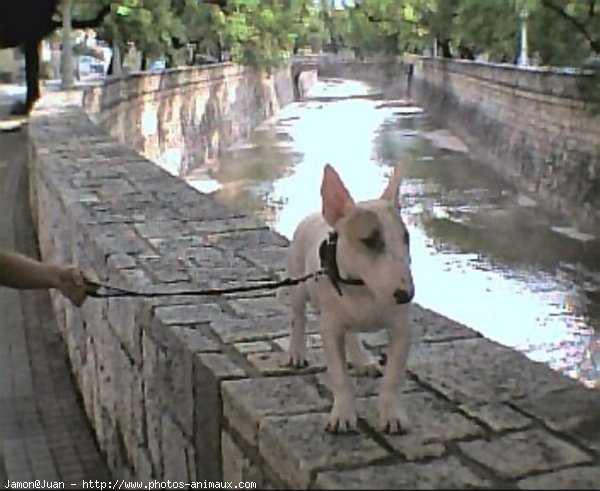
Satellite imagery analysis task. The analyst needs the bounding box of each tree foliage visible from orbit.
[316,0,600,67]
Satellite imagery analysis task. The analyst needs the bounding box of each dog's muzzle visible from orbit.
[394,288,414,304]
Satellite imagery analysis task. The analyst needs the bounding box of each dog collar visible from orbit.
[319,232,365,296]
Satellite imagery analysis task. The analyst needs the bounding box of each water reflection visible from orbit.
[185,78,600,388]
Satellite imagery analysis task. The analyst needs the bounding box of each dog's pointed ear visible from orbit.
[381,164,402,207]
[321,164,355,227]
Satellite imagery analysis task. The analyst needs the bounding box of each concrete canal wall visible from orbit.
[319,57,600,234]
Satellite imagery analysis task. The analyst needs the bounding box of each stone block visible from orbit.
[227,297,291,319]
[458,401,531,432]
[194,353,247,481]
[154,303,225,326]
[234,340,272,354]
[410,304,480,342]
[315,370,418,399]
[164,347,194,437]
[161,413,192,481]
[142,331,166,478]
[356,392,482,460]
[107,297,142,365]
[246,348,327,376]
[206,229,288,251]
[237,246,289,274]
[258,412,389,489]
[222,376,330,447]
[314,456,491,489]
[221,430,271,486]
[513,387,600,449]
[133,447,155,481]
[408,337,579,405]
[210,316,292,344]
[517,465,600,489]
[169,325,222,353]
[459,428,593,479]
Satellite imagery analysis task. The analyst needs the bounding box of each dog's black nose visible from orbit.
[394,288,414,304]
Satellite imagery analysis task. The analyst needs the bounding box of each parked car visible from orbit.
[149,59,166,73]
[77,55,105,79]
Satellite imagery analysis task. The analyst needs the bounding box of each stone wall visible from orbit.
[319,57,600,233]
[82,63,296,177]
[412,58,600,232]
[318,58,407,94]
[26,65,600,488]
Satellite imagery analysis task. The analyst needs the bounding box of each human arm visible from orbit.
[0,250,96,306]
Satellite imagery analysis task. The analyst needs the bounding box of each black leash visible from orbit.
[86,270,325,298]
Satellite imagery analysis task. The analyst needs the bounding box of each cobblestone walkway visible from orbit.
[0,115,110,484]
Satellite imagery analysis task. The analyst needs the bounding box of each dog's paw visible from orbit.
[378,405,410,435]
[281,351,309,369]
[351,360,383,378]
[325,402,358,434]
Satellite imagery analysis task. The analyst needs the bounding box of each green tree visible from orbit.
[224,0,320,72]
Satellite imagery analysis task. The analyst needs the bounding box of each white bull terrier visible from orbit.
[283,163,414,433]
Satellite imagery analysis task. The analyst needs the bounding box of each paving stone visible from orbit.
[459,428,593,479]
[458,401,532,432]
[222,376,330,446]
[210,316,294,344]
[409,337,579,405]
[318,371,415,401]
[234,340,273,354]
[247,348,328,375]
[238,246,289,274]
[205,229,288,250]
[195,353,247,381]
[259,412,389,489]
[170,325,222,353]
[513,386,600,451]
[411,304,481,343]
[227,296,291,319]
[517,465,600,489]
[314,456,492,489]
[357,391,483,460]
[154,303,225,325]
[189,216,267,235]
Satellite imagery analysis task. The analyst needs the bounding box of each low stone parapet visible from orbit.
[25,64,600,488]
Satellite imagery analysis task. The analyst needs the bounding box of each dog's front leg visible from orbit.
[346,333,382,377]
[378,310,412,434]
[283,285,309,368]
[322,318,357,433]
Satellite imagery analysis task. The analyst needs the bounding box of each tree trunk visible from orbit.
[13,41,41,114]
[112,43,122,76]
[61,0,75,89]
[141,52,148,71]
[439,38,453,58]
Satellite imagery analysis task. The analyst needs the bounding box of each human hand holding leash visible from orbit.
[0,250,98,307]
[53,265,99,307]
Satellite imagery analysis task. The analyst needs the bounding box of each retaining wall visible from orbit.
[26,64,600,488]
[414,58,600,232]
[319,57,600,233]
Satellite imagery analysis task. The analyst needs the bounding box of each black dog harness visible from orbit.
[319,231,365,296]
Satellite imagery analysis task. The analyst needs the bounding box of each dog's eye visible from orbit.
[361,230,385,252]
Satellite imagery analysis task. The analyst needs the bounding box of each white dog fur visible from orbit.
[282,163,414,433]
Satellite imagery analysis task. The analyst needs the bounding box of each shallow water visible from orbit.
[186,78,600,388]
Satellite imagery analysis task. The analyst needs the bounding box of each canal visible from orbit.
[185,77,600,388]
